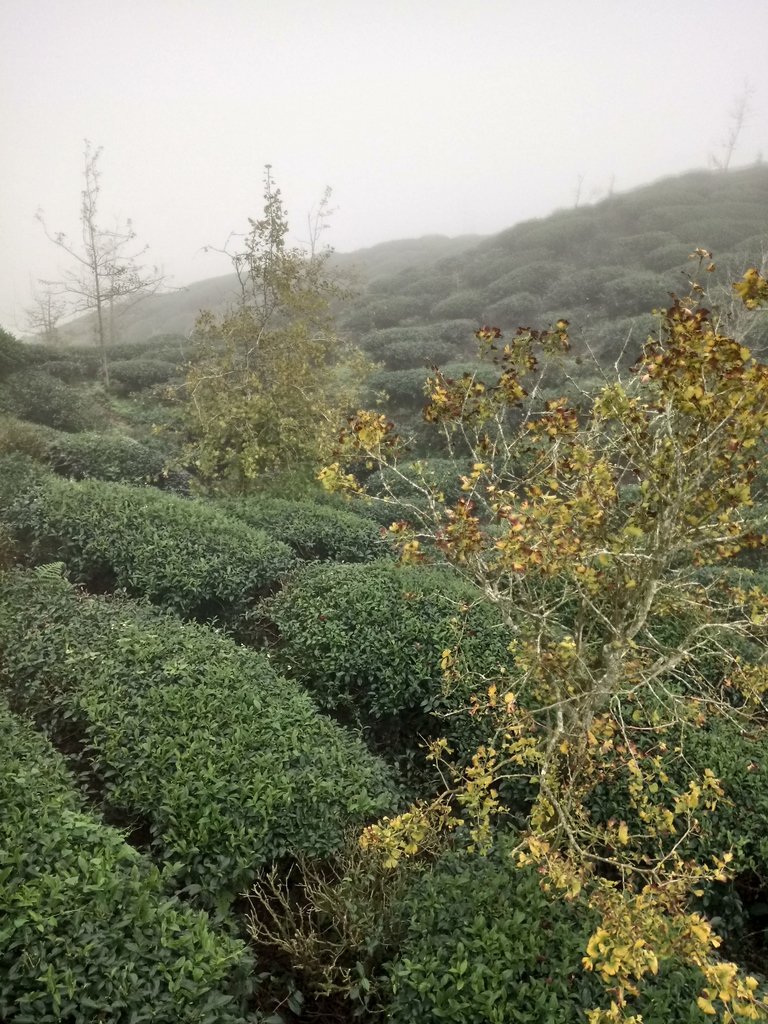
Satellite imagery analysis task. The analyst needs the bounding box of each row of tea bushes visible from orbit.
[264,561,514,773]
[385,836,714,1024]
[0,697,251,1024]
[217,495,388,562]
[0,414,183,488]
[0,460,294,626]
[0,369,104,432]
[0,571,397,907]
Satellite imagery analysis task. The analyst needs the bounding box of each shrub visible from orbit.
[264,561,513,763]
[43,431,170,486]
[0,369,101,432]
[0,327,30,379]
[369,457,470,508]
[0,572,397,905]
[0,469,294,626]
[361,326,457,369]
[385,837,713,1024]
[217,496,387,562]
[369,362,497,409]
[109,358,178,393]
[0,414,56,460]
[38,358,94,383]
[0,696,252,1023]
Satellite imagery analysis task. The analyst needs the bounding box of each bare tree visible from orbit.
[36,141,163,385]
[24,286,67,346]
[711,81,754,172]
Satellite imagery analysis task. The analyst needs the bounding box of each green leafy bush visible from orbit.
[369,363,497,408]
[218,495,387,562]
[0,696,252,1023]
[109,358,178,393]
[38,358,94,383]
[265,561,512,761]
[0,414,56,460]
[0,327,31,379]
[361,326,458,369]
[43,431,171,485]
[368,456,469,509]
[0,369,101,432]
[385,838,712,1024]
[0,469,294,625]
[0,572,397,905]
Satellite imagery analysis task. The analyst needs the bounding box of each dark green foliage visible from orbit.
[0,369,102,432]
[0,572,397,905]
[385,838,712,1024]
[109,358,178,393]
[217,495,387,562]
[361,325,459,369]
[0,326,29,379]
[0,468,294,625]
[37,358,93,383]
[368,362,497,408]
[265,561,512,761]
[369,457,469,508]
[0,415,57,460]
[0,696,251,1023]
[0,420,186,490]
[673,720,768,880]
[43,431,172,486]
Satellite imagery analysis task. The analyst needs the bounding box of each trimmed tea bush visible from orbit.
[385,838,713,1024]
[369,457,469,508]
[0,369,101,432]
[218,496,387,562]
[0,469,294,625]
[44,431,170,485]
[0,697,251,1023]
[0,571,397,905]
[0,414,56,460]
[265,561,513,759]
[109,358,178,393]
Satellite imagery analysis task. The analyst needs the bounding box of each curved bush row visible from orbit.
[109,358,179,393]
[0,415,185,488]
[0,461,294,626]
[368,362,498,408]
[0,697,251,1023]
[264,561,514,764]
[0,571,397,905]
[0,369,103,432]
[218,495,388,562]
[385,837,714,1024]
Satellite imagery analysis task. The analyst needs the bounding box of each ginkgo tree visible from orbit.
[321,260,768,1023]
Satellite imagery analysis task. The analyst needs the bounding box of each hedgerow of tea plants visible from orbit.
[0,571,397,904]
[217,495,386,562]
[265,560,514,762]
[0,697,252,1023]
[384,837,715,1024]
[0,466,294,625]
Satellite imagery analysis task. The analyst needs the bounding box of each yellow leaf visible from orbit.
[696,997,717,1015]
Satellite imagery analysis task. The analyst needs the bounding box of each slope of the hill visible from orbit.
[342,164,768,360]
[49,234,483,347]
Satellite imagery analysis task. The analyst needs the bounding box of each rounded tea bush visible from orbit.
[0,469,295,627]
[0,571,397,905]
[218,495,387,562]
[265,560,513,761]
[385,836,717,1024]
[0,696,252,1023]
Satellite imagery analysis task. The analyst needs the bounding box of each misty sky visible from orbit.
[2,0,767,333]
